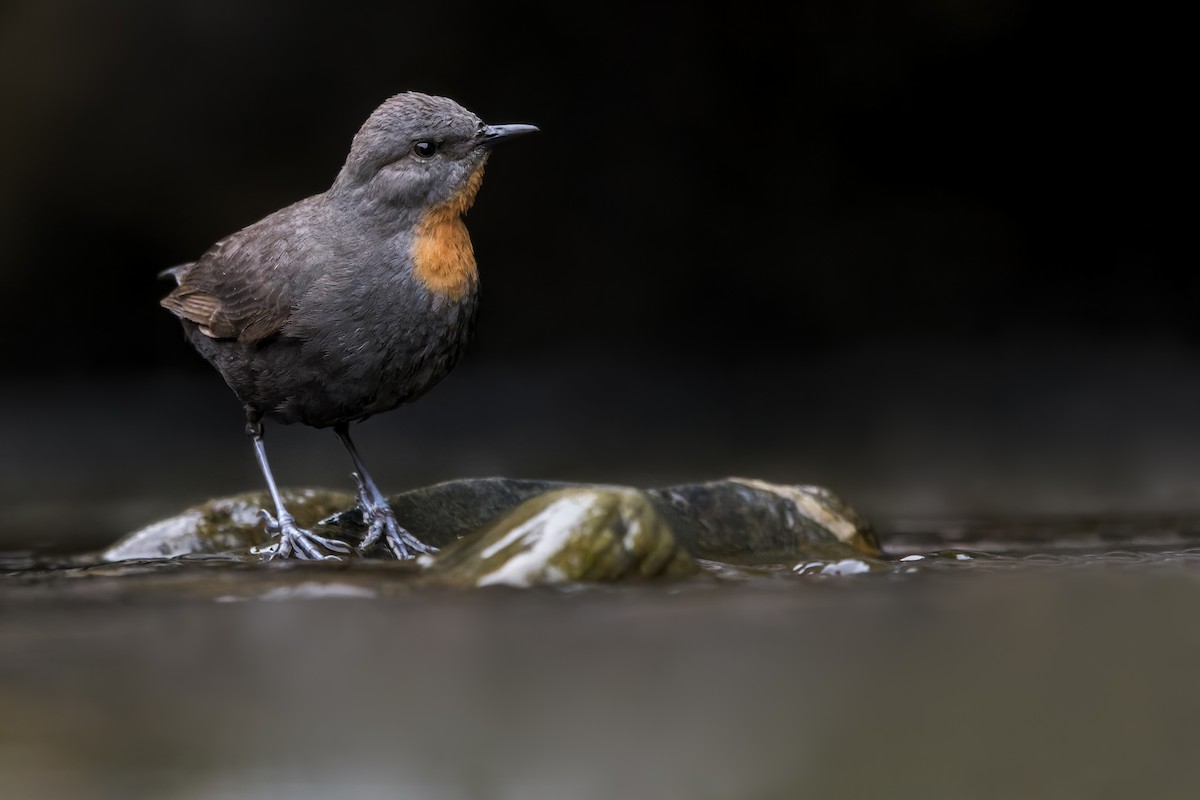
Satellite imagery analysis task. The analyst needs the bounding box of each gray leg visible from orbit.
[246,412,351,560]
[333,422,436,559]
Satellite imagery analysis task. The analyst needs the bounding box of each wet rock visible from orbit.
[333,477,575,550]
[105,477,877,585]
[648,477,880,563]
[381,477,878,564]
[426,487,699,587]
[101,489,353,561]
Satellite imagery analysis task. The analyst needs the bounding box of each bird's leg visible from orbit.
[333,422,437,559]
[245,412,351,561]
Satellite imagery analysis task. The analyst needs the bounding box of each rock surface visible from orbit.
[427,487,699,587]
[101,489,354,561]
[102,477,879,586]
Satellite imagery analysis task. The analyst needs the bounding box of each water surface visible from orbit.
[4,516,1200,799]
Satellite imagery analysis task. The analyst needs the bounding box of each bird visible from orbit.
[160,91,537,561]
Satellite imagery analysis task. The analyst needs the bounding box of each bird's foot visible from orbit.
[253,510,353,561]
[352,473,437,560]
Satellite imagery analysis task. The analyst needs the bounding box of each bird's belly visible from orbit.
[261,295,477,427]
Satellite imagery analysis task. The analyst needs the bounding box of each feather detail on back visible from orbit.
[159,199,323,344]
[160,289,237,339]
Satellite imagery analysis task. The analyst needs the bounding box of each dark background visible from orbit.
[0,1,1191,549]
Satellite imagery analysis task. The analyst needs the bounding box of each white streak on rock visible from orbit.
[729,478,860,542]
[622,516,642,552]
[102,510,204,561]
[477,493,599,587]
[227,502,262,527]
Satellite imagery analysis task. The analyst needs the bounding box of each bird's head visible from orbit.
[332,91,537,216]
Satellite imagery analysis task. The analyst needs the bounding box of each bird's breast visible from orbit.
[410,166,486,300]
[411,212,477,299]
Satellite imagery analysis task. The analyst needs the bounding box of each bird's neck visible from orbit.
[327,178,423,230]
[327,164,487,300]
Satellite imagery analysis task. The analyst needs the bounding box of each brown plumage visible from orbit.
[161,91,537,560]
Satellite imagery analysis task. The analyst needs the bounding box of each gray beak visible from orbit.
[481,123,540,146]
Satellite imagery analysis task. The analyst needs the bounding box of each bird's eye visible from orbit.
[412,141,439,158]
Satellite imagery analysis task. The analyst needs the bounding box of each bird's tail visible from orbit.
[158,263,192,285]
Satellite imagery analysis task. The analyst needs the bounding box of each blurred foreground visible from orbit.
[3,548,1200,799]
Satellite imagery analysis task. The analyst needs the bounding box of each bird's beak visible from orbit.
[481,123,540,147]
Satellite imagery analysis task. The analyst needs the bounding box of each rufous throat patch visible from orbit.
[412,163,486,298]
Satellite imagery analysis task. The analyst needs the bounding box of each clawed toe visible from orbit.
[256,509,351,561]
[382,517,438,560]
[353,504,436,560]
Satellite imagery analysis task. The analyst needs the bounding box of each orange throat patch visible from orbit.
[411,164,486,299]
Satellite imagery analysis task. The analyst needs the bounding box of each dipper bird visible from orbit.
[160,91,537,560]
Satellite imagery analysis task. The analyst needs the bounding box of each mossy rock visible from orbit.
[426,486,700,587]
[104,477,877,587]
[102,489,354,561]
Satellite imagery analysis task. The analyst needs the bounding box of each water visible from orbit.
[4,518,1200,800]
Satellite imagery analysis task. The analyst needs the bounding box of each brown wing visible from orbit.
[160,200,318,344]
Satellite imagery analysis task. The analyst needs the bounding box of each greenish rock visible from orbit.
[337,476,878,564]
[103,477,878,587]
[101,489,354,561]
[647,477,880,563]
[330,477,574,550]
[426,487,700,587]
